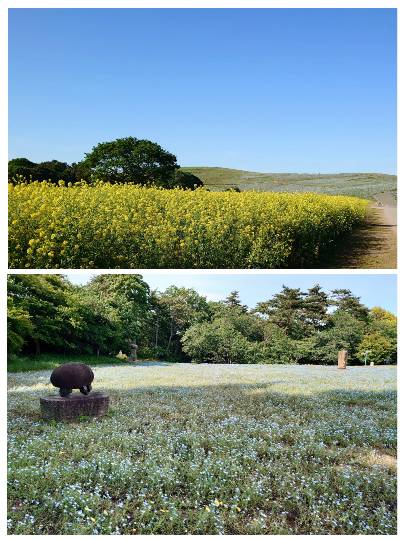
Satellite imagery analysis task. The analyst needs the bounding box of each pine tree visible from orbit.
[331,289,369,321]
[303,284,330,332]
[255,285,307,339]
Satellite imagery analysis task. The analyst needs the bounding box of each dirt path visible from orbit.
[312,191,397,269]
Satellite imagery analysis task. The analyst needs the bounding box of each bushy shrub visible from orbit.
[182,318,263,364]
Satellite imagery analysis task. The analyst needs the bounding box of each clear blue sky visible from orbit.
[9,8,396,173]
[65,273,397,314]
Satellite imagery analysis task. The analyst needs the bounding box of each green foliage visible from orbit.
[7,299,33,355]
[7,277,397,367]
[173,170,204,189]
[300,312,366,365]
[261,323,298,364]
[8,158,85,184]
[181,318,262,364]
[256,286,309,339]
[357,333,396,365]
[82,136,179,186]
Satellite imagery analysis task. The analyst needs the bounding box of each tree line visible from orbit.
[7,275,397,365]
[8,137,203,189]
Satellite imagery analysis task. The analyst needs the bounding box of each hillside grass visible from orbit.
[183,167,397,199]
[8,363,396,534]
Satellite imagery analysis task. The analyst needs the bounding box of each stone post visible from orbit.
[128,340,138,361]
[338,350,348,369]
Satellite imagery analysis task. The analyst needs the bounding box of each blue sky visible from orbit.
[9,8,396,173]
[65,273,397,313]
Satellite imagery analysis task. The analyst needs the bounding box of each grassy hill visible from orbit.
[182,167,397,199]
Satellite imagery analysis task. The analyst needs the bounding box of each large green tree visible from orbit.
[331,289,369,321]
[302,284,330,331]
[7,275,71,354]
[81,137,179,186]
[157,286,210,355]
[256,286,308,339]
[181,318,262,364]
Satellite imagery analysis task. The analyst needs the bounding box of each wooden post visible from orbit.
[338,350,348,369]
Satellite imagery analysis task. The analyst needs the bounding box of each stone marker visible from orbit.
[41,362,109,421]
[128,340,138,361]
[338,350,348,369]
[40,392,109,421]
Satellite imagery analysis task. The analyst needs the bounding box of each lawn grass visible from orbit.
[8,363,396,534]
[7,353,128,373]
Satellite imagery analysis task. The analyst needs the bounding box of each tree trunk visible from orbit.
[166,317,174,353]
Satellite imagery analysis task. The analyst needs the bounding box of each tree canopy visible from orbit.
[7,276,397,366]
[81,137,179,186]
[9,138,204,189]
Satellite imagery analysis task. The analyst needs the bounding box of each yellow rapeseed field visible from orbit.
[8,182,368,268]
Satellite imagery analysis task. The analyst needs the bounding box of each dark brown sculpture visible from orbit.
[50,363,94,397]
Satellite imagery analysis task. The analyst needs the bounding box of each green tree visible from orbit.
[157,286,210,355]
[357,332,395,365]
[33,160,72,183]
[256,286,307,339]
[81,137,179,185]
[261,322,297,364]
[331,289,369,321]
[173,170,204,190]
[302,284,330,331]
[304,311,366,365]
[181,318,261,364]
[8,158,38,182]
[86,274,151,353]
[7,298,33,355]
[7,275,71,354]
[224,290,248,312]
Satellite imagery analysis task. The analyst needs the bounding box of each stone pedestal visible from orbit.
[338,350,348,369]
[40,392,109,421]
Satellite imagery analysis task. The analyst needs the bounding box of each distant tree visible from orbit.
[256,286,307,339]
[224,290,248,312]
[357,332,395,365]
[8,158,37,181]
[82,137,179,186]
[181,318,261,364]
[7,298,33,355]
[304,311,366,365]
[368,307,397,342]
[173,170,204,190]
[7,275,71,354]
[87,274,151,352]
[8,158,80,184]
[356,307,397,364]
[331,289,369,321]
[261,322,297,363]
[158,286,210,355]
[302,284,330,332]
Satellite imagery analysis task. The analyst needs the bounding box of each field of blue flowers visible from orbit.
[8,363,396,534]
